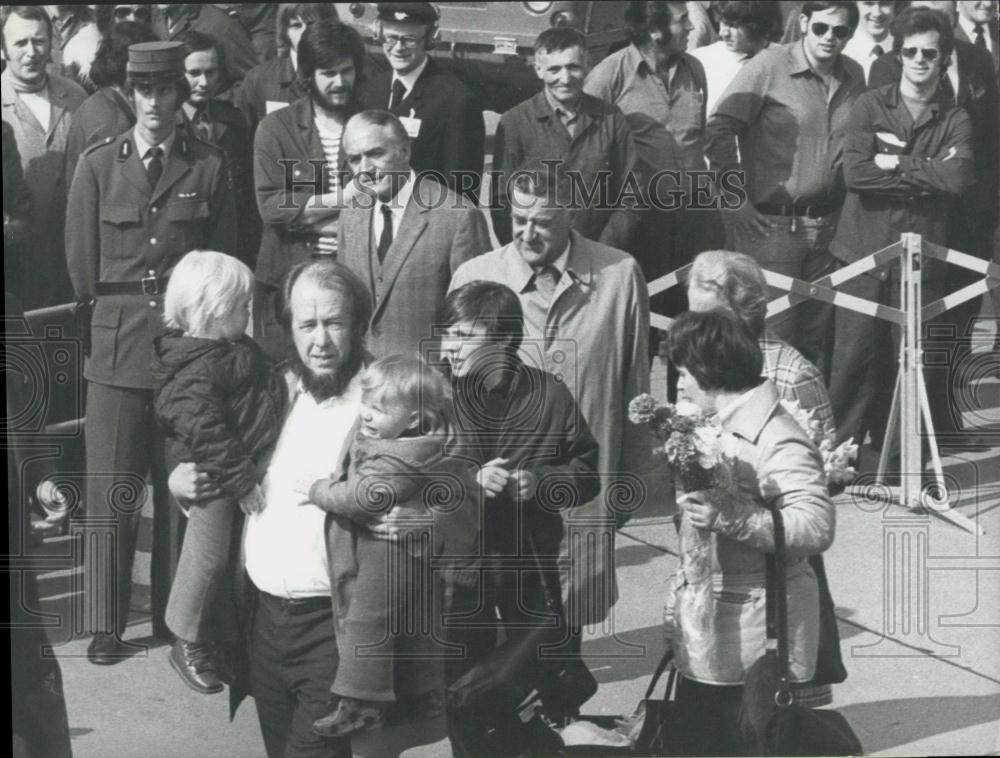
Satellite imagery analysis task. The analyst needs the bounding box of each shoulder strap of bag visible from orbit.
[643,650,676,700]
[765,507,793,707]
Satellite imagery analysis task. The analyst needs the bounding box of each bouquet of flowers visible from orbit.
[779,399,858,492]
[628,393,724,493]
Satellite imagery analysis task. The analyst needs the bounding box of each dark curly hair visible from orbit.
[667,309,763,393]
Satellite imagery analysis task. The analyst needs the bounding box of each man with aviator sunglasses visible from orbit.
[828,5,975,455]
[706,1,865,379]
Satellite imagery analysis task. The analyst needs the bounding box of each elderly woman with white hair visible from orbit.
[153,250,288,695]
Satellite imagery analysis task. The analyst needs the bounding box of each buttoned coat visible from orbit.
[64,86,134,192]
[449,231,654,624]
[359,58,486,204]
[1,69,87,308]
[253,95,360,288]
[338,176,491,359]
[65,130,237,389]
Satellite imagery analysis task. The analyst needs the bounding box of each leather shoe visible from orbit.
[87,633,137,665]
[169,640,224,695]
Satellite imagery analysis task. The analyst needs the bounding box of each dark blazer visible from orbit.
[359,58,486,204]
[153,4,258,88]
[234,54,305,134]
[954,18,999,72]
[64,86,134,191]
[65,130,237,389]
[253,95,360,287]
[338,176,491,359]
[869,40,1000,247]
[178,98,260,265]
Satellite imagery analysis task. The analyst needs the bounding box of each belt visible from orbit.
[259,592,331,615]
[96,274,168,296]
[754,201,839,218]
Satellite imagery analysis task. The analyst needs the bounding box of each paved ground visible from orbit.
[22,310,1000,757]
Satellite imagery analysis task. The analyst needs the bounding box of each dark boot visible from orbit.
[169,639,224,694]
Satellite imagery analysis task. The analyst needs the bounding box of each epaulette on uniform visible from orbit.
[82,135,118,156]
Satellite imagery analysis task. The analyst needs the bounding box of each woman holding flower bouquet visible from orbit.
[659,310,835,756]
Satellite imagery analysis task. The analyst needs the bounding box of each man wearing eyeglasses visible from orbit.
[705,1,865,378]
[358,2,485,204]
[828,5,975,454]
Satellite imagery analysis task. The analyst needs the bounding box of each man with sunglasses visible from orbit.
[705,1,865,379]
[869,1,998,434]
[358,2,485,204]
[828,5,975,455]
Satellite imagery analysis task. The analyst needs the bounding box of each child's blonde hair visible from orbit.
[163,250,254,337]
[361,354,454,436]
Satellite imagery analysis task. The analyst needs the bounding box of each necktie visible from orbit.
[974,23,987,49]
[376,204,393,263]
[192,106,212,142]
[146,146,163,189]
[388,79,406,110]
[872,44,884,58]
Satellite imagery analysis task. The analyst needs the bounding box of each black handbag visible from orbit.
[625,649,681,757]
[446,539,598,756]
[739,508,862,756]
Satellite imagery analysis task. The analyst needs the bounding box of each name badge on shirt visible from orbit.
[266,100,289,115]
[399,109,421,138]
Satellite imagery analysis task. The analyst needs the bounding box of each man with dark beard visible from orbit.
[169,260,371,758]
[253,18,365,360]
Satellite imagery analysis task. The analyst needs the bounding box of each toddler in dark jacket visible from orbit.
[303,354,477,738]
[153,250,287,695]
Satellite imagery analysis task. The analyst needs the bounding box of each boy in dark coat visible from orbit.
[153,251,287,694]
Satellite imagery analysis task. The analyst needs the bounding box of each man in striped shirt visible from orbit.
[253,18,364,358]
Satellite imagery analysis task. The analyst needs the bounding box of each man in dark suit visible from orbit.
[252,19,365,358]
[870,3,998,432]
[955,0,998,71]
[338,110,491,359]
[358,2,485,204]
[65,41,236,664]
[177,29,259,265]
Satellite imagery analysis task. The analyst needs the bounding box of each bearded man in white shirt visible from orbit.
[169,260,371,758]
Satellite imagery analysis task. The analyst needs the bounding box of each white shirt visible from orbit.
[244,375,362,599]
[371,169,416,254]
[691,41,753,115]
[958,14,993,54]
[843,28,891,83]
[18,87,51,133]
[133,127,175,168]
[390,57,428,105]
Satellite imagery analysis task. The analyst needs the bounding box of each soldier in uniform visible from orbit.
[65,40,237,665]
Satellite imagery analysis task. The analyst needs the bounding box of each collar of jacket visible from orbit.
[527,89,608,123]
[720,379,781,444]
[789,39,858,85]
[503,229,596,292]
[1,69,73,106]
[881,81,946,121]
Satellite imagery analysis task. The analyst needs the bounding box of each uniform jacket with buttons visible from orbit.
[252,95,361,287]
[338,176,491,359]
[65,129,237,389]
